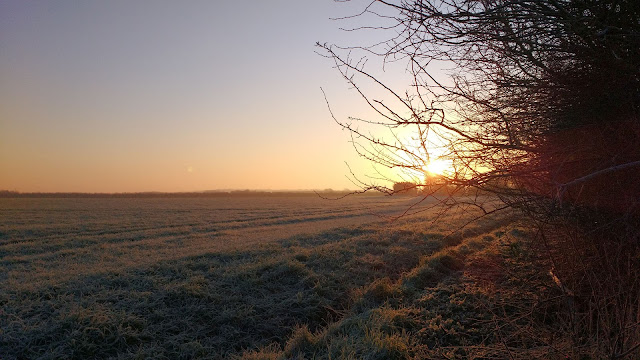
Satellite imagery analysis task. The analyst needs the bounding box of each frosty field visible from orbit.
[0,195,534,359]
[1,195,433,287]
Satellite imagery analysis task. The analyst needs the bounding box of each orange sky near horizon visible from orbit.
[0,1,421,193]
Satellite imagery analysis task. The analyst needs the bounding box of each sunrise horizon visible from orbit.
[0,187,359,195]
[3,1,639,358]
[0,2,393,194]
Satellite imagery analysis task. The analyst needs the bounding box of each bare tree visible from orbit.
[320,0,640,356]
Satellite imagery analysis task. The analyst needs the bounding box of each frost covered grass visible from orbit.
[1,196,567,359]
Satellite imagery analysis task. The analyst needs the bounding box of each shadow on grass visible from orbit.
[1,221,454,359]
[1,212,518,359]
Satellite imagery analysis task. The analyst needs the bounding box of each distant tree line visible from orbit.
[0,190,372,199]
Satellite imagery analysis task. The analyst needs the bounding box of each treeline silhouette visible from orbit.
[0,190,365,199]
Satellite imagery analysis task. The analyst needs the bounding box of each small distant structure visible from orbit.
[422,173,456,196]
[393,181,418,196]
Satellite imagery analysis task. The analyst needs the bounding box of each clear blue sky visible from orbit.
[1,1,404,192]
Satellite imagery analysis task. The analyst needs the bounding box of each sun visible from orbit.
[422,158,451,175]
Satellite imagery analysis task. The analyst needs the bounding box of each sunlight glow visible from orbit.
[422,158,451,175]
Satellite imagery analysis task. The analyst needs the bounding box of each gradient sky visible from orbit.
[1,1,407,192]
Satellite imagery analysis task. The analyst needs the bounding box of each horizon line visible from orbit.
[0,188,359,196]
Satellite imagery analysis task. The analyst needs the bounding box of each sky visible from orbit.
[1,1,408,192]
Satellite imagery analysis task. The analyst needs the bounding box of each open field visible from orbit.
[1,196,442,288]
[1,195,566,359]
